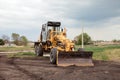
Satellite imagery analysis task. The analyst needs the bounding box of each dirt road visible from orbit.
[0,53,120,80]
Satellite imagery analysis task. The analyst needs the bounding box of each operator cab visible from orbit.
[47,21,61,32]
[41,21,61,42]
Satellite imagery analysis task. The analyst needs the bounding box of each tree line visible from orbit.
[74,33,120,45]
[0,33,28,46]
[1,32,92,46]
[1,32,119,46]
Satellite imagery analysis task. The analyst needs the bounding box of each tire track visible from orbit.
[0,55,6,80]
[8,57,44,80]
[0,75,5,80]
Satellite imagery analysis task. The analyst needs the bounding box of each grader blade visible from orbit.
[57,51,94,67]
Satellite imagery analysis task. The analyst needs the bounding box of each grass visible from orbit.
[104,49,120,61]
[2,45,120,61]
[0,46,34,52]
[0,46,35,58]
[8,52,36,58]
[75,45,120,61]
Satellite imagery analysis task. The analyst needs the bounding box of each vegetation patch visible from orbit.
[0,46,34,52]
[8,52,36,58]
[105,49,120,61]
[75,45,120,61]
[3,45,120,62]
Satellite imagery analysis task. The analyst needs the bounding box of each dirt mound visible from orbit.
[0,54,120,80]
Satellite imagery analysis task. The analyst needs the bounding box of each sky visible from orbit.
[0,0,120,41]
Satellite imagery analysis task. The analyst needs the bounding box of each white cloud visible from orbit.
[69,17,120,41]
[0,0,120,41]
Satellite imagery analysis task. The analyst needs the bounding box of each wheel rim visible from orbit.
[50,52,53,62]
[36,46,39,56]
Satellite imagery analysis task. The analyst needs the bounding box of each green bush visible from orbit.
[75,33,92,45]
[0,39,5,45]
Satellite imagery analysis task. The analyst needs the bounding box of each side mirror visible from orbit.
[61,28,63,32]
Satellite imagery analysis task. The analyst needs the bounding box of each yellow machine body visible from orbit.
[34,21,93,66]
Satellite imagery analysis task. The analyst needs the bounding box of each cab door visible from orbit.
[41,24,47,42]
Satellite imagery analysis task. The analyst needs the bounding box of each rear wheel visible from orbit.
[78,48,84,51]
[35,45,43,56]
[50,48,57,64]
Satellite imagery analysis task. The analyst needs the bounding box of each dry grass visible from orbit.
[0,46,34,52]
[8,52,36,58]
[105,49,120,62]
[76,45,120,61]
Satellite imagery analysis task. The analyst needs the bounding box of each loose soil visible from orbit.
[0,53,120,80]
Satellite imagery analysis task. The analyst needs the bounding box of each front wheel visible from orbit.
[78,48,84,51]
[50,48,57,64]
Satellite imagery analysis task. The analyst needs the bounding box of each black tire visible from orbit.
[78,48,84,51]
[35,45,43,56]
[50,48,57,64]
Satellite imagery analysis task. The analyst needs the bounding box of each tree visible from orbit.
[2,35,10,43]
[75,33,92,45]
[112,39,120,43]
[20,36,28,46]
[0,39,5,45]
[11,33,28,46]
[12,33,20,45]
[112,39,117,42]
[12,33,20,41]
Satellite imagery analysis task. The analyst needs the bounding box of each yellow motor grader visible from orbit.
[34,21,93,66]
